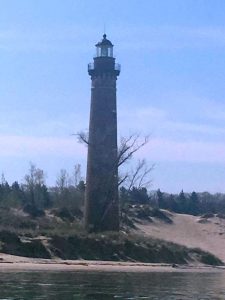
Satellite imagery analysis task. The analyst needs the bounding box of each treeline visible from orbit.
[120,187,225,216]
[0,164,85,217]
[0,164,225,217]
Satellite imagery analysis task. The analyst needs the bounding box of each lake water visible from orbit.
[0,270,225,299]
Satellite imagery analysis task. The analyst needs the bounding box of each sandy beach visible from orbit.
[0,253,224,273]
[0,212,225,273]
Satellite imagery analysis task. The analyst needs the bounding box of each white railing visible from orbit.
[88,63,94,71]
[115,63,121,72]
[88,63,121,72]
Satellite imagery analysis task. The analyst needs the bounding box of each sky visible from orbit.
[1,0,225,193]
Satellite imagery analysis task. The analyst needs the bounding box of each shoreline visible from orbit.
[0,254,224,273]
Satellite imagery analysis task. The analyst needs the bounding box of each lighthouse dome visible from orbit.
[95,34,113,57]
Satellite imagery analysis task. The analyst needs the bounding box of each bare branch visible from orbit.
[74,129,153,193]
[122,159,154,191]
[118,173,129,187]
[127,159,145,191]
[137,162,155,189]
[117,134,149,168]
[72,131,89,145]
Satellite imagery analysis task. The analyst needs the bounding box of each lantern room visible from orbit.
[95,34,113,57]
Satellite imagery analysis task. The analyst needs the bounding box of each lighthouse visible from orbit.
[85,34,120,232]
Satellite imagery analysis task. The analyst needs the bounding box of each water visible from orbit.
[0,271,225,299]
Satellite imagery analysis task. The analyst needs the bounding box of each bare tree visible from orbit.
[124,159,154,191]
[1,173,6,185]
[56,169,69,192]
[116,134,154,190]
[117,133,149,167]
[74,131,89,145]
[24,162,46,207]
[76,130,153,190]
[24,163,46,189]
[73,164,82,187]
[76,131,150,169]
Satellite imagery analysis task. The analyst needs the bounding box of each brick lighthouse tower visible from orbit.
[85,34,120,232]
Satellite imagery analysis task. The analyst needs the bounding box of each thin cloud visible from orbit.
[0,135,85,157]
[0,25,97,53]
[115,25,225,51]
[119,103,225,137]
[202,101,225,121]
[138,138,225,164]
[1,25,225,53]
[0,110,88,137]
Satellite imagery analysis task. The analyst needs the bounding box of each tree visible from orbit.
[73,164,82,188]
[117,134,149,168]
[177,190,188,214]
[56,169,69,192]
[77,132,153,187]
[121,159,154,191]
[8,181,26,207]
[23,163,49,209]
[0,175,12,207]
[77,131,153,231]
[54,169,85,211]
[1,173,6,185]
[76,131,152,186]
[188,191,200,215]
[157,189,165,209]
[168,194,179,212]
[130,187,150,204]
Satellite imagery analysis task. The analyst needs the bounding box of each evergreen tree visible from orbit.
[169,194,179,212]
[178,190,187,213]
[157,189,165,209]
[188,191,200,215]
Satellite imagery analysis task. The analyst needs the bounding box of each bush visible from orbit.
[54,207,75,222]
[201,213,214,219]
[200,253,223,266]
[23,204,45,218]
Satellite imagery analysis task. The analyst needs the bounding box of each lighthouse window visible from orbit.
[101,46,108,57]
[96,47,100,57]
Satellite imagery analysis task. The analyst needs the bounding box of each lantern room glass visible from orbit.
[96,45,113,57]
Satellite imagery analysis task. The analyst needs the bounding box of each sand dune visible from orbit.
[137,212,225,263]
[0,212,225,270]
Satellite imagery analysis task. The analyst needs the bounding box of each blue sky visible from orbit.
[1,0,225,192]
